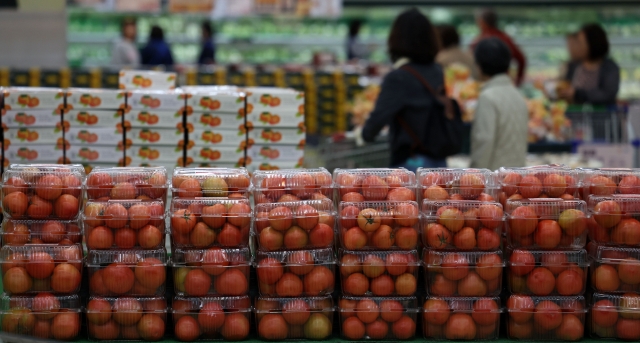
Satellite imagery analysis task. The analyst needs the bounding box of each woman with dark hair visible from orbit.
[362,8,447,170]
[436,24,479,79]
[559,23,620,106]
[140,25,174,66]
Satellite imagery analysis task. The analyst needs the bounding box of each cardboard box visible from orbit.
[67,127,122,146]
[244,86,304,111]
[248,144,304,162]
[119,70,177,90]
[127,109,182,128]
[191,129,246,148]
[182,86,246,115]
[129,128,183,146]
[186,145,245,164]
[246,159,303,172]
[5,144,64,163]
[67,109,122,128]
[247,109,304,129]
[5,127,61,144]
[248,127,305,146]
[125,145,184,163]
[3,109,61,128]
[189,112,245,131]
[66,88,126,110]
[67,144,124,164]
[183,161,239,168]
[2,87,65,112]
[128,90,186,111]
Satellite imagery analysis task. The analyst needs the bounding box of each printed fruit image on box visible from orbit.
[183,87,246,114]
[129,128,183,145]
[126,145,183,163]
[5,145,63,162]
[187,146,245,164]
[249,127,305,145]
[189,112,245,130]
[249,145,304,162]
[3,110,61,128]
[2,87,66,112]
[247,111,304,130]
[67,127,122,145]
[119,70,176,90]
[128,110,182,128]
[192,129,246,148]
[245,87,304,111]
[128,90,186,111]
[5,127,61,144]
[68,109,123,127]
[68,145,123,164]
[66,88,126,110]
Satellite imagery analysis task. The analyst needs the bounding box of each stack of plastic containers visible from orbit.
[253,168,336,340]
[169,167,252,341]
[499,166,589,341]
[0,164,85,340]
[183,86,248,168]
[419,168,504,341]
[83,166,170,341]
[585,169,640,340]
[334,168,420,341]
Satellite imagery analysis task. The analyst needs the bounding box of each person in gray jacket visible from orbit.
[111,18,140,67]
[470,38,528,171]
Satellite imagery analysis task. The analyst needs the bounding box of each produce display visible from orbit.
[172,296,251,341]
[338,296,418,341]
[418,168,498,203]
[590,293,640,340]
[255,296,334,341]
[422,297,502,340]
[86,297,168,341]
[339,250,419,297]
[589,244,640,293]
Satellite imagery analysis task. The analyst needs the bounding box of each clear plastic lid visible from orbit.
[256,248,336,265]
[588,194,640,213]
[591,293,640,314]
[339,201,419,227]
[3,163,85,184]
[83,199,166,226]
[506,198,587,218]
[1,219,82,245]
[423,249,504,267]
[583,168,640,196]
[340,249,421,267]
[339,296,419,311]
[86,296,168,313]
[498,165,581,198]
[86,248,167,266]
[170,197,251,220]
[255,198,336,224]
[172,295,251,312]
[506,295,587,313]
[1,293,81,310]
[508,248,588,268]
[0,243,83,263]
[84,166,169,200]
[255,295,334,313]
[333,168,416,201]
[171,247,251,265]
[171,167,251,197]
[422,200,504,217]
[418,168,497,188]
[252,168,332,198]
[422,296,502,314]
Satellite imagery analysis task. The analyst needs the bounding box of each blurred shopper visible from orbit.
[362,8,448,171]
[559,23,620,106]
[198,21,216,65]
[346,19,367,60]
[472,9,526,86]
[470,38,528,170]
[111,18,139,67]
[436,24,479,79]
[140,25,174,66]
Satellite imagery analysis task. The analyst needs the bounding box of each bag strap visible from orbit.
[400,65,439,96]
[401,64,456,120]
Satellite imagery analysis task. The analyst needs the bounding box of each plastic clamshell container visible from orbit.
[170,197,251,248]
[84,166,169,201]
[171,295,251,341]
[506,295,586,341]
[339,296,419,340]
[587,194,640,245]
[255,199,336,251]
[422,200,504,251]
[422,297,502,340]
[0,294,82,340]
[589,245,640,293]
[0,244,83,295]
[86,248,167,296]
[0,219,82,245]
[590,293,640,340]
[1,163,85,220]
[255,248,336,297]
[339,249,420,297]
[171,247,251,297]
[339,201,419,251]
[498,165,582,199]
[505,198,589,249]
[333,168,417,203]
[424,249,504,297]
[255,296,334,341]
[582,168,640,198]
[417,168,499,202]
[171,167,251,198]
[252,168,333,203]
[83,199,166,250]
[86,296,167,341]
[507,248,588,296]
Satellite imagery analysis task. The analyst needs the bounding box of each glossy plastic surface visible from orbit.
[422,297,502,340]
[506,295,586,341]
[255,296,334,341]
[338,296,418,340]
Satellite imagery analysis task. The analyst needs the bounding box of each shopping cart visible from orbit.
[312,135,390,172]
[565,104,628,143]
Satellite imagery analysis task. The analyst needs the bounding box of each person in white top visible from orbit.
[470,37,528,171]
[111,18,140,67]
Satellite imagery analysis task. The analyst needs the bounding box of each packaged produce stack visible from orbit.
[83,166,170,341]
[584,169,640,340]
[253,168,336,341]
[0,164,85,340]
[418,168,505,341]
[499,166,589,341]
[168,167,253,341]
[2,88,67,165]
[183,87,248,168]
[334,168,420,341]
[66,88,128,172]
[244,87,306,171]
